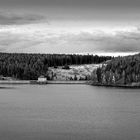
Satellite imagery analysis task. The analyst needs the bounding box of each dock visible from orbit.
[47,81,87,84]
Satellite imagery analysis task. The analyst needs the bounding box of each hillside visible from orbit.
[47,64,100,81]
[0,52,111,80]
[91,53,140,86]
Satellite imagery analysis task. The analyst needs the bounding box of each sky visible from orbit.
[0,0,140,55]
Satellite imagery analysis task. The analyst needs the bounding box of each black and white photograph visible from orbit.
[0,0,140,140]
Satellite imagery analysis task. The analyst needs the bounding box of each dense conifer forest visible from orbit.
[0,53,111,80]
[92,53,140,85]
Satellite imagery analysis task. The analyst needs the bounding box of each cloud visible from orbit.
[0,25,140,54]
[49,29,140,53]
[0,11,45,25]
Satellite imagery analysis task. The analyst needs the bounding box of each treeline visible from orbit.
[0,53,111,80]
[91,53,140,85]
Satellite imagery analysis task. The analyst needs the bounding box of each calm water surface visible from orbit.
[0,84,140,140]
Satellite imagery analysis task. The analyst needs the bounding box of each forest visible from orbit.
[0,53,111,80]
[92,53,140,85]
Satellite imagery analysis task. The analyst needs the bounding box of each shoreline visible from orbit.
[0,80,30,84]
[90,82,140,89]
[1,80,140,88]
[0,80,87,85]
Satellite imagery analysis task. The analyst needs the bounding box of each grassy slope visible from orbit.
[48,64,100,81]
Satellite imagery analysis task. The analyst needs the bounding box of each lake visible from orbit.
[0,84,140,140]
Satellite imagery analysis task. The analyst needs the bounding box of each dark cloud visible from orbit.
[0,0,140,26]
[0,12,45,25]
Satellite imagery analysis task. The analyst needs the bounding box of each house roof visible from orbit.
[38,75,46,78]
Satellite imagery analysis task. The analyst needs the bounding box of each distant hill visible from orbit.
[91,53,140,86]
[0,52,111,80]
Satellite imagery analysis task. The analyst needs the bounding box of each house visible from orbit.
[37,75,47,83]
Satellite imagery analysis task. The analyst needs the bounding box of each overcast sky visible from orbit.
[0,0,140,55]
